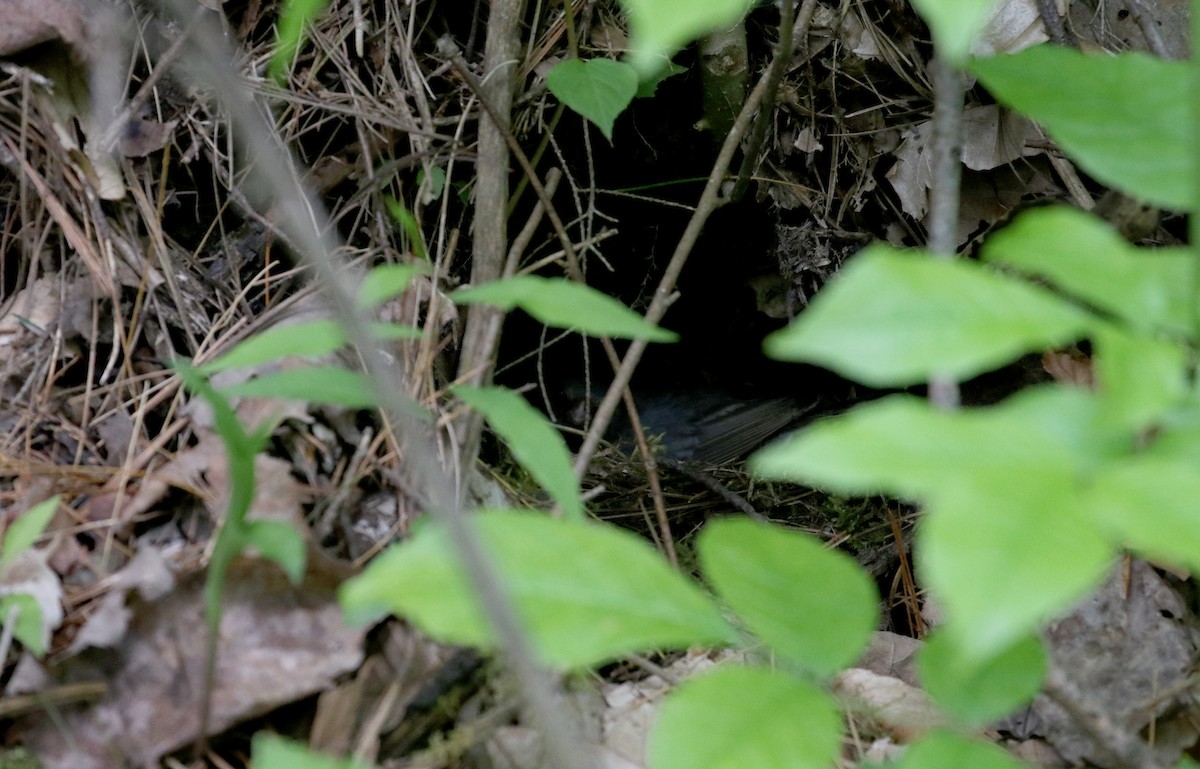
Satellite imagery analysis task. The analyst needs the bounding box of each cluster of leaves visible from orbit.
[126,0,1200,767]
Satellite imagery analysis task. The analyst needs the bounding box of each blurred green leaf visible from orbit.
[356,263,428,309]
[252,733,372,769]
[339,510,736,668]
[202,320,419,375]
[972,47,1190,210]
[270,0,329,82]
[244,520,307,585]
[893,730,1031,769]
[200,321,346,375]
[221,366,378,408]
[385,197,428,260]
[453,276,678,342]
[921,479,1113,661]
[751,388,1118,501]
[0,594,44,657]
[982,206,1195,335]
[699,519,876,677]
[1,496,58,570]
[455,386,584,521]
[919,632,1046,726]
[619,0,751,76]
[1092,324,1188,431]
[648,665,841,769]
[764,245,1089,387]
[1088,456,1200,575]
[909,0,1001,64]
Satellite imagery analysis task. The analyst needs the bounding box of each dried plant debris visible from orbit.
[1019,560,1200,767]
[0,0,1194,766]
[17,554,366,769]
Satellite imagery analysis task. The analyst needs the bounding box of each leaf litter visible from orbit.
[0,0,1195,767]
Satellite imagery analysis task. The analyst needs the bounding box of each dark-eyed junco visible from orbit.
[570,385,817,465]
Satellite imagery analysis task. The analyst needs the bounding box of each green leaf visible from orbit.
[1,496,58,570]
[619,0,752,76]
[454,386,584,521]
[385,197,428,260]
[982,206,1195,335]
[270,0,329,82]
[244,520,307,585]
[698,519,876,677]
[202,321,420,375]
[546,58,638,141]
[1087,456,1200,575]
[418,165,446,201]
[920,479,1113,660]
[971,47,1190,210]
[909,0,1001,65]
[647,665,841,769]
[893,730,1031,769]
[1092,324,1188,431]
[0,594,45,657]
[356,263,427,309]
[220,366,378,408]
[339,510,736,668]
[751,387,1116,502]
[763,245,1089,387]
[252,733,373,769]
[200,321,347,375]
[453,275,678,342]
[919,632,1046,726]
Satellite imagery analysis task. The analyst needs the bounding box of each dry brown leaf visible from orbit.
[0,0,90,57]
[1025,560,1200,767]
[832,668,947,742]
[856,631,922,688]
[117,432,309,529]
[1042,348,1094,388]
[21,552,366,769]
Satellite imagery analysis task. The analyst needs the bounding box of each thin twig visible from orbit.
[730,0,806,202]
[1036,0,1077,48]
[924,53,963,411]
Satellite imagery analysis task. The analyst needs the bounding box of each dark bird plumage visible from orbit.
[571,385,817,465]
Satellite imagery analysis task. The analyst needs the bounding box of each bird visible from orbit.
[569,384,817,465]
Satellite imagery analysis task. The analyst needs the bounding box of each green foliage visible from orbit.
[918,632,1046,726]
[763,245,1090,387]
[0,496,57,569]
[892,730,1030,769]
[453,275,678,341]
[356,263,428,309]
[981,206,1193,334]
[385,198,430,260]
[907,0,1002,64]
[0,594,45,658]
[252,733,372,769]
[339,509,739,668]
[647,665,842,769]
[218,5,1200,768]
[220,366,379,408]
[971,46,1189,210]
[270,0,329,82]
[453,386,584,521]
[546,58,639,141]
[173,361,306,631]
[0,496,58,656]
[698,518,876,677]
[618,0,753,76]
